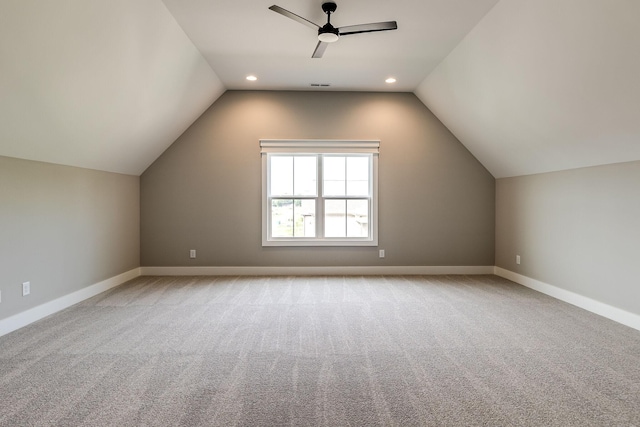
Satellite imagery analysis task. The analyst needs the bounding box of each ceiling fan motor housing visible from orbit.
[322,2,337,14]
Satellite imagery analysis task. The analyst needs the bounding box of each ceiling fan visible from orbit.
[269,2,398,58]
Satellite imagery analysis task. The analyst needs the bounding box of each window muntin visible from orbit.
[261,140,378,247]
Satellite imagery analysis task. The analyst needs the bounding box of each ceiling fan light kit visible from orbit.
[269,2,397,58]
[318,28,339,43]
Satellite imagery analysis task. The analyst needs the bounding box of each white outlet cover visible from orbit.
[22,281,31,296]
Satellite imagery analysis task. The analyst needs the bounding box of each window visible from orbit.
[261,140,379,246]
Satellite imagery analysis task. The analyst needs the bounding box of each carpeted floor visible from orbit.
[1,275,639,426]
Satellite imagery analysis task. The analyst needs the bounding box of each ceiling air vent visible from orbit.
[310,83,331,87]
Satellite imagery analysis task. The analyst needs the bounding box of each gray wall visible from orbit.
[496,160,640,315]
[0,156,140,321]
[141,91,495,267]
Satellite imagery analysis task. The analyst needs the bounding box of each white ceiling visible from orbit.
[1,0,639,178]
[161,0,499,92]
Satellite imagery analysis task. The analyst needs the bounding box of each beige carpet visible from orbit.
[1,275,639,426]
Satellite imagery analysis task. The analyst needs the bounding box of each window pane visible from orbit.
[347,200,369,237]
[294,156,317,196]
[271,199,316,238]
[271,199,293,237]
[270,156,293,196]
[324,199,346,237]
[324,199,369,238]
[295,199,316,237]
[323,156,345,196]
[346,157,369,196]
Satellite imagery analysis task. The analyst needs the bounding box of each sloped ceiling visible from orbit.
[0,0,499,176]
[0,0,224,175]
[416,0,640,178]
[1,0,639,178]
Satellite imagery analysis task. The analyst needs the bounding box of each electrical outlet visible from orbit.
[190,249,196,259]
[379,249,385,258]
[22,281,31,296]
[516,255,521,265]
[0,290,2,303]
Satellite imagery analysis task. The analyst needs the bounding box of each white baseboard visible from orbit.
[495,267,640,332]
[7,266,636,337]
[140,265,495,276]
[0,268,141,338]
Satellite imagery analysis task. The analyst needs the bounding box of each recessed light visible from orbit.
[385,77,396,84]
[246,75,258,81]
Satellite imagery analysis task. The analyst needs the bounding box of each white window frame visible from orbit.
[261,139,379,247]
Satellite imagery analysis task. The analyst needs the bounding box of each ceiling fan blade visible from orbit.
[312,41,329,58]
[269,5,319,30]
[338,21,398,36]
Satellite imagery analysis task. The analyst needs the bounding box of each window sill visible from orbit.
[262,238,378,247]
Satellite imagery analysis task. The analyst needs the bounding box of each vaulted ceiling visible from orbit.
[1,0,638,178]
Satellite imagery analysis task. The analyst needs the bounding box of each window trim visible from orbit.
[261,139,379,247]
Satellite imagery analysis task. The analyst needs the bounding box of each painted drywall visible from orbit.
[0,156,140,321]
[141,91,495,267]
[496,161,640,316]
[416,0,640,178]
[0,0,224,175]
